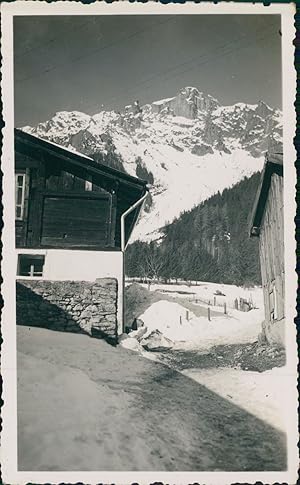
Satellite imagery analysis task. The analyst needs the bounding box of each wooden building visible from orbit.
[250,152,284,346]
[15,129,148,335]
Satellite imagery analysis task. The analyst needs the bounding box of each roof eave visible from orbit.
[249,155,283,237]
[14,128,148,191]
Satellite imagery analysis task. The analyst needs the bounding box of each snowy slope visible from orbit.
[22,87,282,241]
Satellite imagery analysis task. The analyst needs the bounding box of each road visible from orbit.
[17,325,286,471]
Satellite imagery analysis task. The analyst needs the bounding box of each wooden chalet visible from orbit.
[250,152,284,346]
[15,128,148,333]
[15,128,148,251]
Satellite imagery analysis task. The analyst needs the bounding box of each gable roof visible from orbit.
[15,128,148,193]
[250,152,283,237]
[15,128,149,247]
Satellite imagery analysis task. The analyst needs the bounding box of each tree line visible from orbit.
[125,172,262,286]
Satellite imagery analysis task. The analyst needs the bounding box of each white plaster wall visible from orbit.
[15,249,124,335]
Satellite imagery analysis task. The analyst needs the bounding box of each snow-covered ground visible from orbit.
[138,299,263,350]
[130,281,264,350]
[18,325,288,471]
[134,290,288,435]
[138,280,264,310]
[123,281,292,436]
[182,366,289,433]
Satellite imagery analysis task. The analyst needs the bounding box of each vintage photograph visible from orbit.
[1,2,297,483]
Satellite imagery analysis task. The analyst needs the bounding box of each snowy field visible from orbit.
[122,281,292,435]
[128,281,265,350]
[182,366,290,433]
[137,280,264,310]
[138,299,263,350]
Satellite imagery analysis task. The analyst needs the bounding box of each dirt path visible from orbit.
[17,326,286,471]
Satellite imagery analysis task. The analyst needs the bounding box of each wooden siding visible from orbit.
[15,136,147,250]
[45,168,106,193]
[16,221,27,247]
[15,155,116,249]
[15,151,39,170]
[41,194,111,247]
[26,161,46,247]
[259,173,284,324]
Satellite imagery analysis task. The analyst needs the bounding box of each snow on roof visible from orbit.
[65,144,94,160]
[18,129,94,161]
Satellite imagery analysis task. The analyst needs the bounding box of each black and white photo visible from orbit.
[1,2,298,484]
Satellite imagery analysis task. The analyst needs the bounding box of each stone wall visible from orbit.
[16,278,118,343]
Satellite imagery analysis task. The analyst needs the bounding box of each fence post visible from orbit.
[180,315,182,325]
[214,296,216,306]
[208,307,211,322]
[186,310,189,321]
[224,302,227,314]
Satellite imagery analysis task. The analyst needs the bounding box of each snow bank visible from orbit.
[182,366,290,433]
[139,299,262,349]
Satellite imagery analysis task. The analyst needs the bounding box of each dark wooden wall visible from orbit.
[259,173,284,324]
[45,169,105,193]
[15,152,116,250]
[41,194,111,247]
[15,146,145,250]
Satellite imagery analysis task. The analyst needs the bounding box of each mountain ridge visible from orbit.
[22,86,282,241]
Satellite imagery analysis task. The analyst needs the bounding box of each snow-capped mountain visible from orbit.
[22,86,282,241]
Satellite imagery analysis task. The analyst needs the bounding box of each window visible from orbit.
[15,173,26,220]
[17,254,45,277]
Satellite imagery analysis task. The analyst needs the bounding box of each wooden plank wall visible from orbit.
[41,196,110,247]
[46,170,105,193]
[259,173,284,323]
[16,222,26,247]
[15,150,143,250]
[26,161,46,247]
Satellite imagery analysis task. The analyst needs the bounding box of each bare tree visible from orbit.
[137,247,164,290]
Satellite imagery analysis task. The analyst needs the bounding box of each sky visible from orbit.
[14,14,282,127]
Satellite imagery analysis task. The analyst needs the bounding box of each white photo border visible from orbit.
[1,2,298,484]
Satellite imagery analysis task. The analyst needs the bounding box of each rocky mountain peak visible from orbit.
[148,86,219,119]
[255,100,274,119]
[21,88,282,241]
